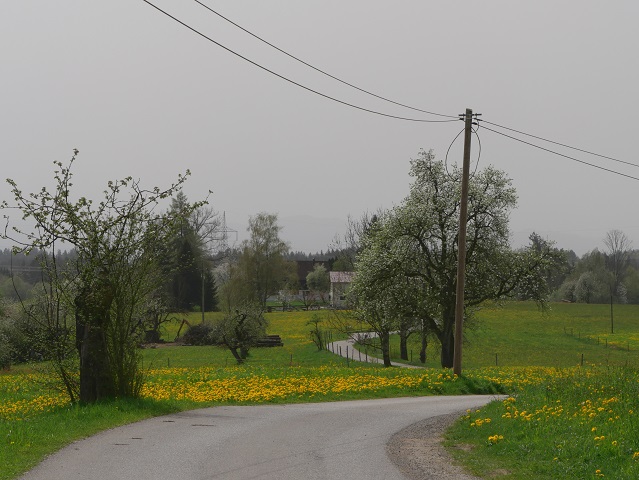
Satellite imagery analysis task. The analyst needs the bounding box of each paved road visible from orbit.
[20,396,497,480]
[327,335,421,368]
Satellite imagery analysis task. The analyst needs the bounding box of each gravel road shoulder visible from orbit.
[387,411,480,480]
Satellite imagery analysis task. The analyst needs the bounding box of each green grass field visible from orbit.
[3,302,639,479]
[383,302,639,368]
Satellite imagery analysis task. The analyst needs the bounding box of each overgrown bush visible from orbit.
[179,322,216,345]
[0,305,52,364]
[0,330,13,369]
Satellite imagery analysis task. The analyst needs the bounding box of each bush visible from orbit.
[179,322,216,345]
[0,302,73,365]
[0,330,13,369]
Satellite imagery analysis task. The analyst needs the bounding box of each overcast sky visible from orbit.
[2,1,638,256]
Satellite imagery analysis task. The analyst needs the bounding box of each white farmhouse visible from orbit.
[329,271,355,308]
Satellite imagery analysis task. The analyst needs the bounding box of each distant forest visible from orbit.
[6,243,639,305]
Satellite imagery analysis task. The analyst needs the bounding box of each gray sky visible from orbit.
[2,1,638,256]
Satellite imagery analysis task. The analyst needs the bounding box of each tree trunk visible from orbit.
[419,328,427,364]
[439,313,455,368]
[380,331,392,367]
[440,331,454,369]
[399,330,409,361]
[228,346,243,364]
[75,280,116,404]
[79,324,115,402]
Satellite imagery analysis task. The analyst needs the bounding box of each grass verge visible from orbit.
[1,398,183,480]
[446,365,639,479]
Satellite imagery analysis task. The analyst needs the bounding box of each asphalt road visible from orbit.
[327,336,421,368]
[20,395,496,480]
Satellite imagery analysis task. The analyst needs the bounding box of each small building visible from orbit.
[296,259,329,290]
[329,271,355,308]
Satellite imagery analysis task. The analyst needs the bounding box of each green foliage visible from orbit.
[0,305,55,365]
[164,192,218,313]
[307,312,326,351]
[220,213,297,310]
[557,240,636,305]
[180,322,216,346]
[1,150,204,403]
[351,150,560,368]
[574,271,606,304]
[0,275,33,302]
[0,332,12,369]
[212,304,268,363]
[306,264,329,294]
[623,267,639,304]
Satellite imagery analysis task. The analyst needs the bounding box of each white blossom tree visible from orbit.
[351,150,561,368]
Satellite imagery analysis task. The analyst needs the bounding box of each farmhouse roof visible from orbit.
[329,271,355,283]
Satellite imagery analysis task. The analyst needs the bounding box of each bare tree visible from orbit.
[331,211,383,271]
[604,229,631,300]
[604,229,631,333]
[213,304,267,364]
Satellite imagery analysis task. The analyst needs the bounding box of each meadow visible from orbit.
[390,302,639,368]
[2,303,639,479]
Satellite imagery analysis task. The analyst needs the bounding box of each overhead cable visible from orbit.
[482,120,639,169]
[142,0,458,124]
[192,0,458,119]
[481,124,639,182]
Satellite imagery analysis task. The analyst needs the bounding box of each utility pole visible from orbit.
[453,108,473,376]
[610,293,614,334]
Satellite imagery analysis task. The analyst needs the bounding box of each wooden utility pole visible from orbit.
[453,108,473,376]
[610,294,614,334]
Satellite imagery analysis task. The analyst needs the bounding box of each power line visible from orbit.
[143,0,635,180]
[141,0,459,124]
[192,0,458,120]
[471,125,482,175]
[482,120,639,169]
[481,124,639,182]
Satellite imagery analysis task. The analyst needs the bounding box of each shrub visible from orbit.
[0,330,13,369]
[179,322,216,345]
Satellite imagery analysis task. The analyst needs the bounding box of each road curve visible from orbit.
[20,395,496,480]
[327,336,421,368]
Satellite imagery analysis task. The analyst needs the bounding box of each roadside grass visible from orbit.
[445,365,639,479]
[0,397,183,480]
[4,302,639,479]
